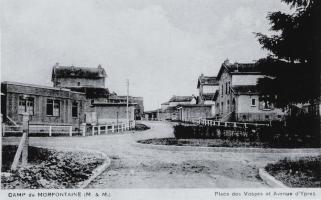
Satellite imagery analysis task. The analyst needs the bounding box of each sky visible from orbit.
[1,0,289,110]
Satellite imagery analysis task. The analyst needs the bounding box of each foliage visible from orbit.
[173,123,320,148]
[255,0,320,107]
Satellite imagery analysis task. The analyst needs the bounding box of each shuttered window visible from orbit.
[72,101,78,118]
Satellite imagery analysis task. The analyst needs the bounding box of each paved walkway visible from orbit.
[2,121,319,188]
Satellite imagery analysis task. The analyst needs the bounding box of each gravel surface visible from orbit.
[3,121,319,188]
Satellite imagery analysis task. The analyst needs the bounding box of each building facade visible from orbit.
[1,82,86,126]
[177,104,212,121]
[159,95,197,120]
[85,102,135,124]
[197,74,219,116]
[214,60,284,122]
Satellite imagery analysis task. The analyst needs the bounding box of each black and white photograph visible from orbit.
[1,0,320,199]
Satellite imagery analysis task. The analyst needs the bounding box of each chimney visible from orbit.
[224,58,230,65]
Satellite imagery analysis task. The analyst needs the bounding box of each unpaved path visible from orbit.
[3,121,317,188]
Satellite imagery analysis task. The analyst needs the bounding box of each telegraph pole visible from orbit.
[126,79,129,125]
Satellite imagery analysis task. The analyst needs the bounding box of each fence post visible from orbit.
[98,125,101,135]
[2,123,5,136]
[49,126,52,137]
[92,125,95,136]
[244,123,247,129]
[111,124,115,133]
[21,113,29,166]
[69,126,72,137]
[82,124,86,136]
[233,122,237,128]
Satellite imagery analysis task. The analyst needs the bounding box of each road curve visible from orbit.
[3,121,311,188]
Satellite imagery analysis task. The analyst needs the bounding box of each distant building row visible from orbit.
[147,59,284,122]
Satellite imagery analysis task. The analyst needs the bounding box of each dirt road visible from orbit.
[3,121,312,188]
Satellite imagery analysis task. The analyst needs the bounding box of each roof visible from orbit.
[168,95,195,102]
[231,85,259,95]
[197,75,218,88]
[69,87,109,98]
[1,81,72,92]
[52,64,107,80]
[92,102,136,107]
[144,109,161,114]
[1,81,86,100]
[176,104,211,108]
[217,60,261,80]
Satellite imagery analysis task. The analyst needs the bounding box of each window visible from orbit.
[72,101,78,118]
[228,82,231,94]
[225,82,228,94]
[221,85,224,97]
[227,100,230,111]
[47,99,60,116]
[77,82,80,86]
[18,97,34,115]
[251,98,256,106]
[262,100,272,110]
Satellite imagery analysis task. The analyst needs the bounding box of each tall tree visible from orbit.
[255,0,320,108]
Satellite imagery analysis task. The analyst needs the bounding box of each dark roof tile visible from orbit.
[52,64,107,79]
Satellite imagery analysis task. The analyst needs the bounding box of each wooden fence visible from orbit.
[2,121,136,137]
[91,121,135,136]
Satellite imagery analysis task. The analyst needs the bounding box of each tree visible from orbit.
[255,0,320,108]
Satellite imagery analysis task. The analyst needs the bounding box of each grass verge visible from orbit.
[265,156,321,187]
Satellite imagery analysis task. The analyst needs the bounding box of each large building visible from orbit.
[51,64,141,123]
[214,59,284,122]
[52,63,107,89]
[1,81,86,126]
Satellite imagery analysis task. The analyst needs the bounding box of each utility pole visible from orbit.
[126,79,129,125]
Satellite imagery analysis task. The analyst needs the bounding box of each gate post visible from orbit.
[82,124,86,136]
[21,113,29,166]
[49,126,52,137]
